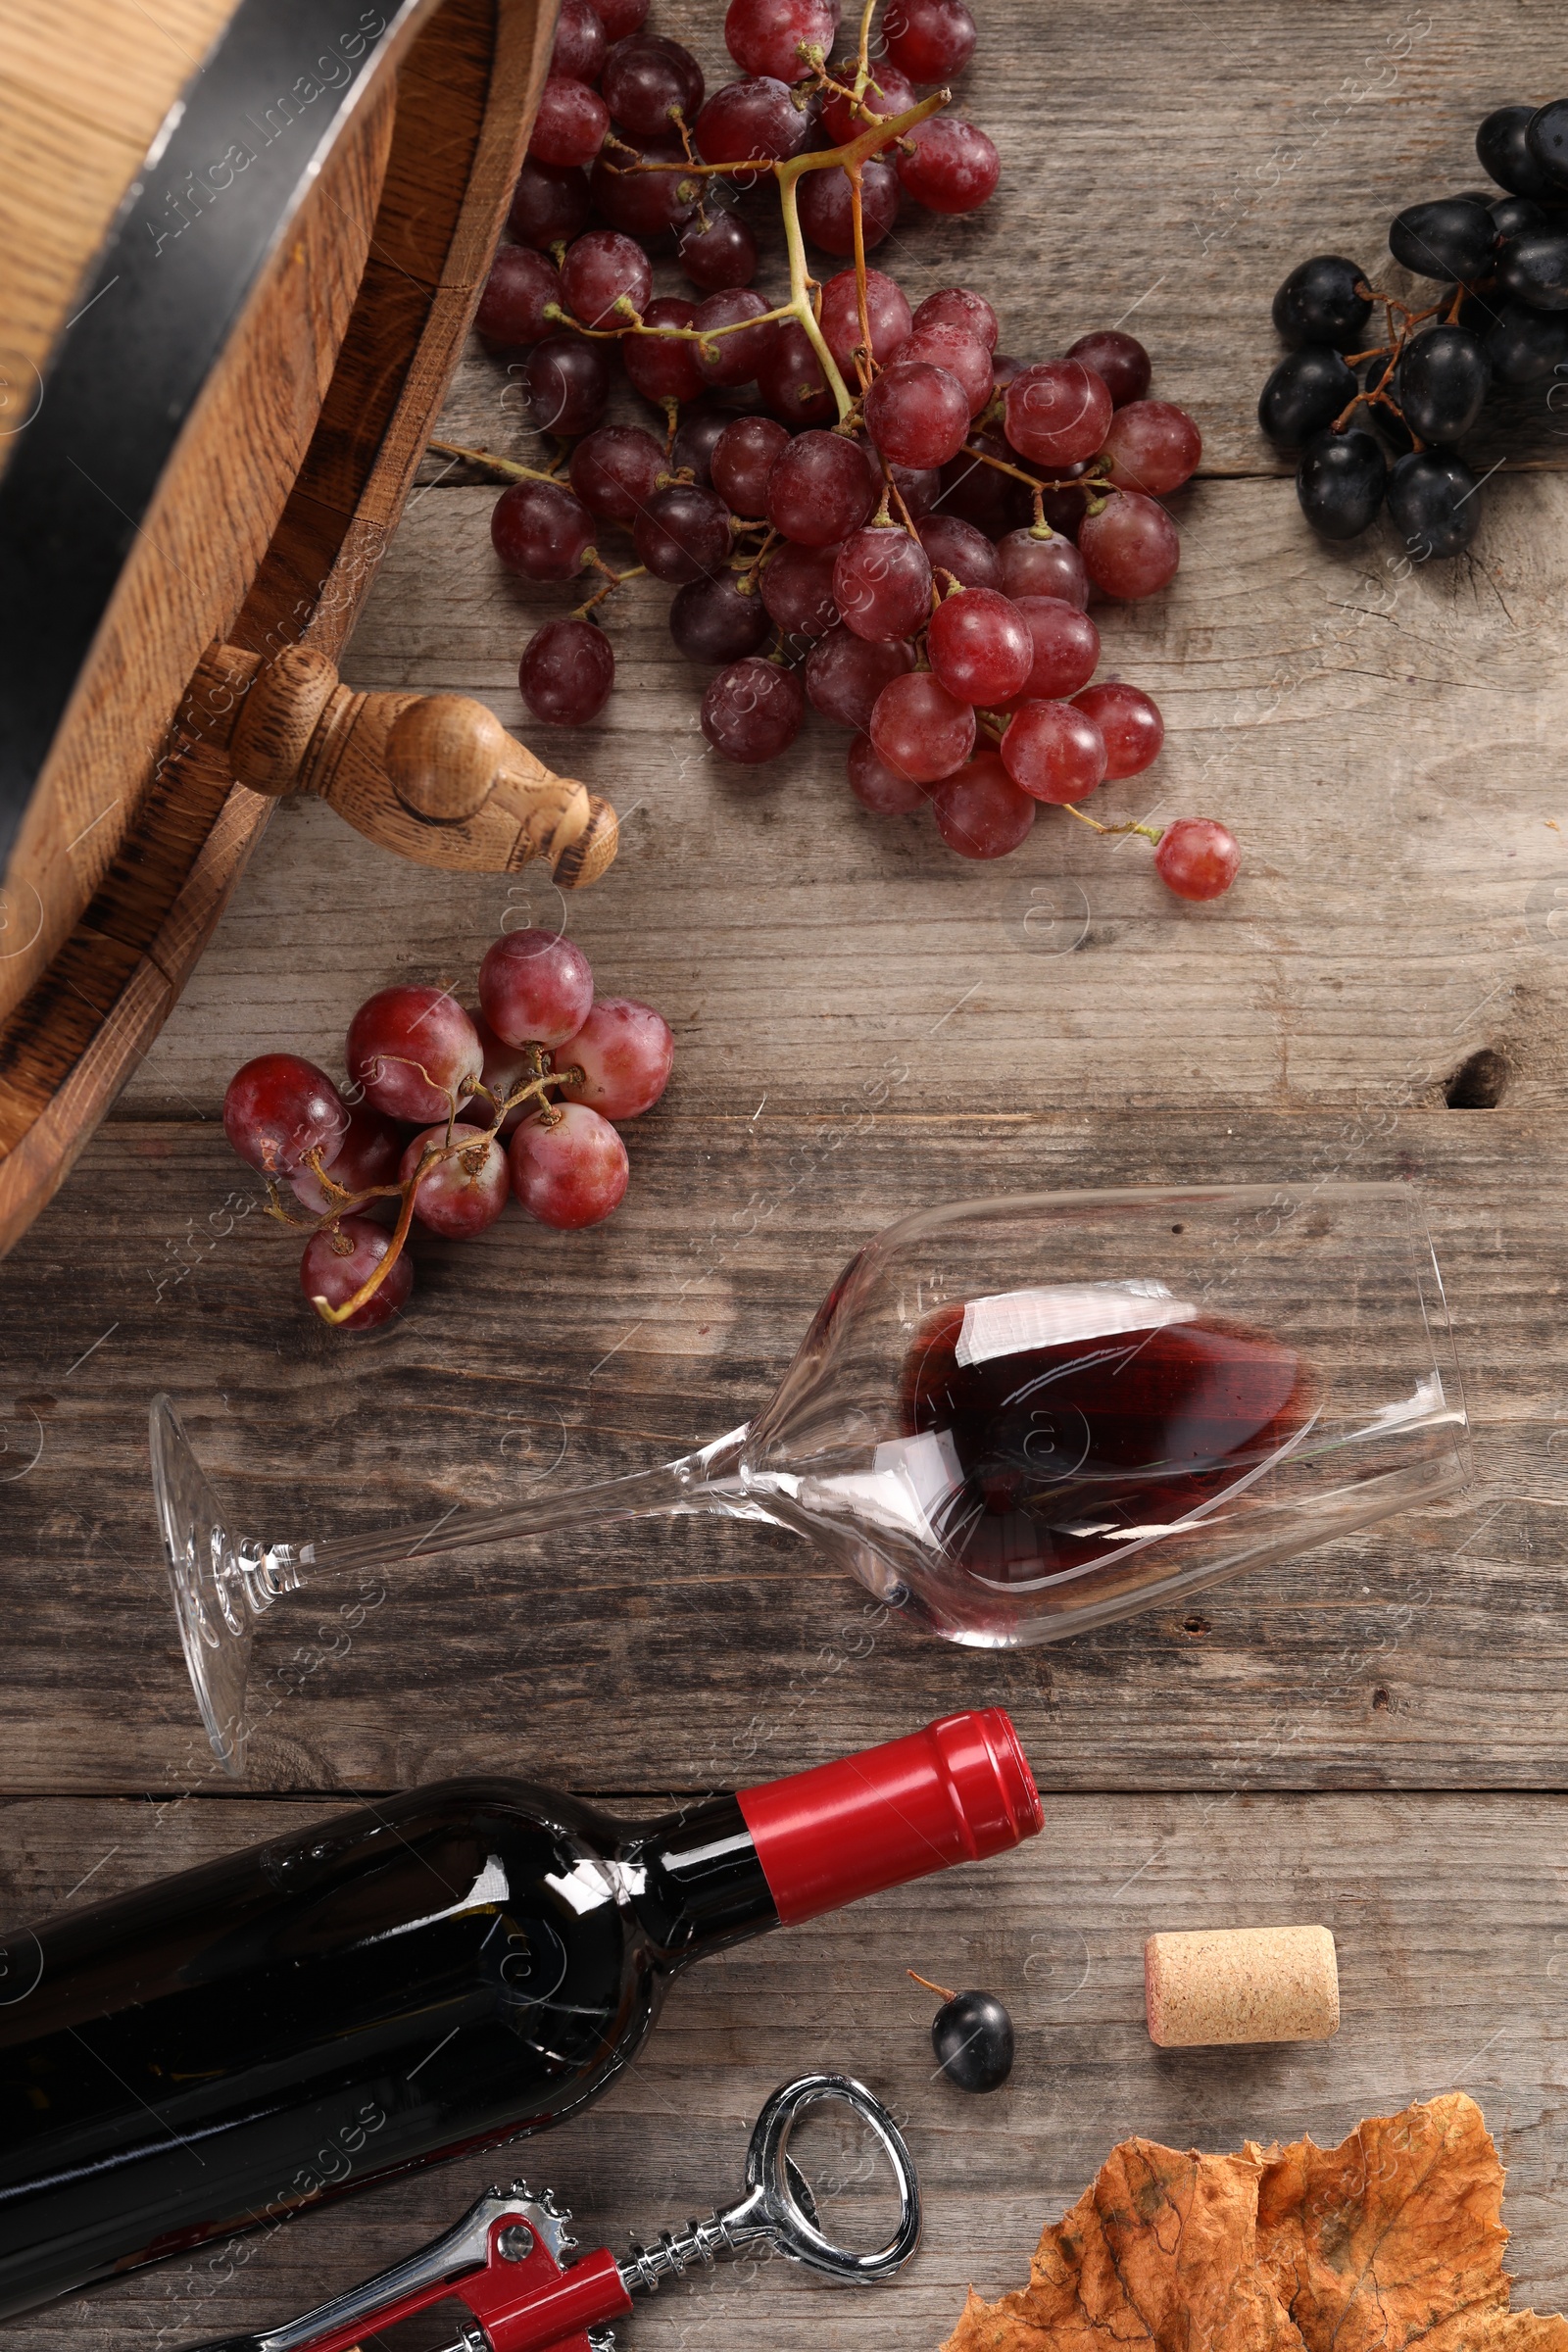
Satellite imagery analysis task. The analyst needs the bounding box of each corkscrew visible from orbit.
[194,2075,921,2352]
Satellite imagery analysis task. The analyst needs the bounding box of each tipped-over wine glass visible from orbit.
[153,1183,1470,1774]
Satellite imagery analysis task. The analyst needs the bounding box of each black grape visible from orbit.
[1527,99,1568,191]
[1271,255,1372,349]
[1257,347,1357,446]
[667,570,772,662]
[1496,227,1568,311]
[1387,451,1480,560]
[1389,198,1495,282]
[1396,325,1491,443]
[1481,298,1568,386]
[1477,103,1563,201]
[1489,194,1545,242]
[1296,429,1387,539]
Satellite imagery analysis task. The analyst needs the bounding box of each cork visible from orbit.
[1145,1924,1339,2048]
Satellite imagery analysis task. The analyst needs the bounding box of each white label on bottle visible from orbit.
[955,1285,1199,1369]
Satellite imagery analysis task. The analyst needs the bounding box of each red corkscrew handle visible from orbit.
[469,2245,632,2352]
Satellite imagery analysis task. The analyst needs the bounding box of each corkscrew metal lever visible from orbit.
[193,2075,920,2352]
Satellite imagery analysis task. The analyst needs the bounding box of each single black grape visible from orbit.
[667,569,772,662]
[1271,254,1371,349]
[930,1988,1014,2093]
[518,616,615,726]
[1296,428,1387,539]
[1527,98,1568,191]
[1482,297,1568,386]
[1496,227,1568,311]
[1489,194,1545,242]
[1388,449,1480,559]
[1257,346,1357,446]
[1389,197,1495,282]
[1477,102,1563,201]
[1396,324,1491,443]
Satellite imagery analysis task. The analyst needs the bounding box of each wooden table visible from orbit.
[5,0,1568,2341]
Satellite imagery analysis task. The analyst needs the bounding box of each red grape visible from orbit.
[1078,489,1180,598]
[668,569,772,662]
[557,997,674,1117]
[1004,360,1112,468]
[701,656,807,760]
[798,157,901,254]
[290,1102,402,1214]
[525,333,612,433]
[712,415,789,515]
[1001,699,1107,803]
[897,118,999,215]
[761,539,842,636]
[869,670,976,782]
[805,623,915,727]
[695,75,814,172]
[348,988,484,1121]
[519,615,615,726]
[586,0,647,33]
[848,731,930,812]
[934,436,1030,537]
[670,402,738,483]
[569,423,664,524]
[1010,595,1100,699]
[887,460,941,519]
[765,428,878,545]
[724,0,835,81]
[693,288,780,386]
[478,929,595,1050]
[401,1123,511,1239]
[634,481,732,581]
[224,1054,348,1176]
[475,247,563,346]
[624,294,705,402]
[998,528,1090,607]
[819,267,912,373]
[561,229,652,326]
[1154,819,1239,902]
[510,161,591,249]
[864,361,969,467]
[820,60,917,142]
[904,321,992,416]
[926,584,1032,703]
[529,75,610,168]
[833,524,933,640]
[590,137,699,236]
[471,1010,541,1134]
[1102,400,1201,495]
[492,479,596,583]
[883,0,976,81]
[917,512,1001,588]
[912,286,999,352]
[553,0,609,80]
[1074,681,1163,777]
[301,1215,413,1331]
[1065,329,1152,407]
[602,33,703,137]
[931,753,1036,858]
[510,1103,629,1230]
[677,208,759,289]
[757,319,835,424]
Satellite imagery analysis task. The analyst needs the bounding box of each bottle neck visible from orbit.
[622,1794,779,1966]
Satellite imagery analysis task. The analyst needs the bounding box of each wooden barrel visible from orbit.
[0,0,608,1257]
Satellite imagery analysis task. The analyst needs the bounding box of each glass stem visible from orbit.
[241,1425,758,1608]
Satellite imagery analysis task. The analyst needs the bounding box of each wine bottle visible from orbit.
[0,1710,1039,2318]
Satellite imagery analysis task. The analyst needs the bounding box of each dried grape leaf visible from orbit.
[1255,2091,1509,2351]
[941,2135,1306,2352]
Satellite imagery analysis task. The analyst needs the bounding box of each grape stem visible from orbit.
[960,441,1112,497]
[428,438,564,486]
[574,562,647,616]
[1059,802,1163,843]
[907,1970,958,2003]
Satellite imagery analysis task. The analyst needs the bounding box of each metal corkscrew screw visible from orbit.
[192,2076,920,2352]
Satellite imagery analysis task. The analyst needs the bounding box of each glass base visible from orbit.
[150,1395,253,1779]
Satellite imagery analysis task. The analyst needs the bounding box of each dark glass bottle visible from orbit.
[0,1710,1039,2319]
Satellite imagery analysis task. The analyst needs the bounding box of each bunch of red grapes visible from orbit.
[220,935,674,1332]
[455,0,1238,898]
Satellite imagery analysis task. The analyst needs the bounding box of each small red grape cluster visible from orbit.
[446,0,1238,898]
[220,935,673,1332]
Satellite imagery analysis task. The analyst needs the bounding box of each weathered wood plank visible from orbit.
[0,1792,1562,2349]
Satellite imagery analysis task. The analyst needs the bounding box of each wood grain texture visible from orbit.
[5,0,1568,2344]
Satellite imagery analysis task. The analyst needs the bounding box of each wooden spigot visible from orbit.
[182,643,618,888]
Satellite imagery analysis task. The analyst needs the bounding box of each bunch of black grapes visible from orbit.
[1258,97,1568,559]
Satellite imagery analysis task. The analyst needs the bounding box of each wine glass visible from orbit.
[153,1182,1471,1775]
